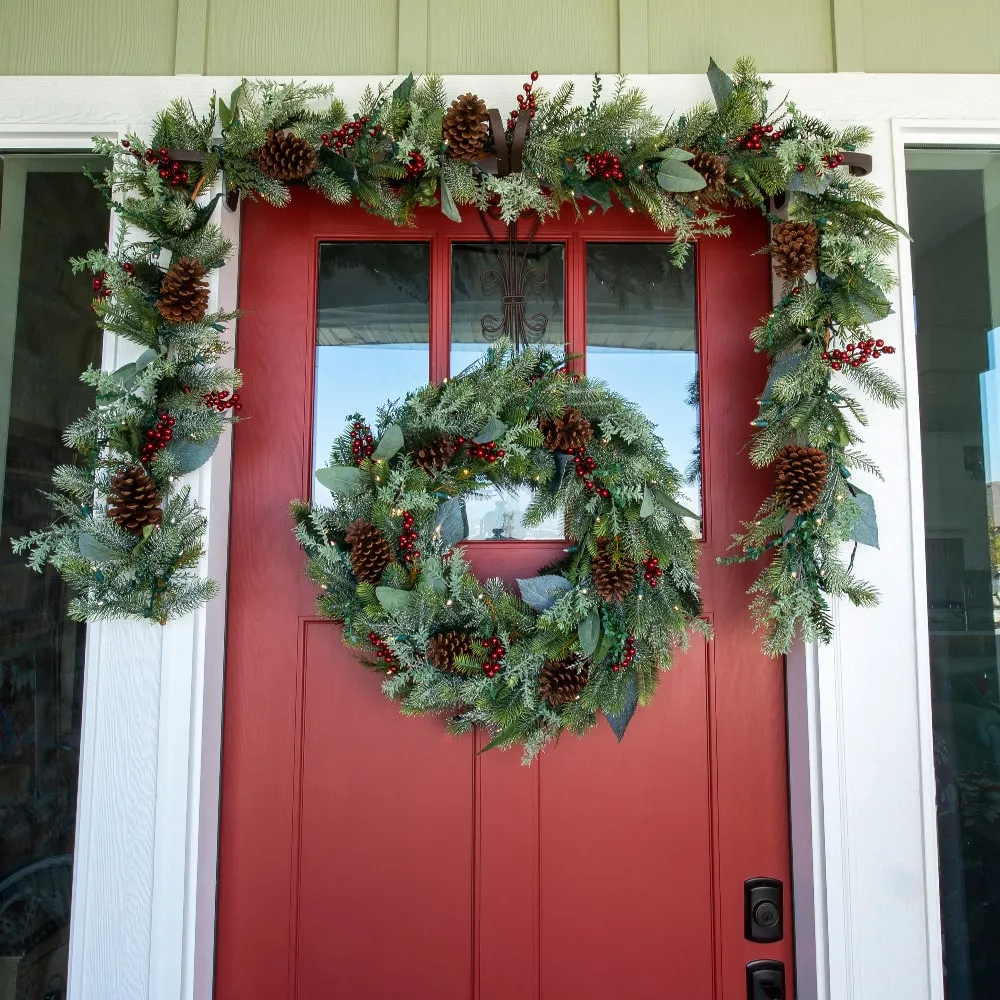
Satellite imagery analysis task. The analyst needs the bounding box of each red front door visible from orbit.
[215,195,793,999]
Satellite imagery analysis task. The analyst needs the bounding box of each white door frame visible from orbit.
[5,73,999,1000]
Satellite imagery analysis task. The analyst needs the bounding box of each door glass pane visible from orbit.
[450,241,565,540]
[586,244,701,530]
[906,147,1000,999]
[0,156,108,999]
[314,243,430,505]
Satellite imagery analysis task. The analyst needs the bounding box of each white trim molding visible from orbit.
[5,73,1000,1000]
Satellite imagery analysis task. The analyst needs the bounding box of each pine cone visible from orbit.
[443,93,489,162]
[538,657,589,706]
[427,630,473,673]
[774,444,828,513]
[590,537,636,602]
[255,128,317,181]
[689,149,727,199]
[344,519,393,583]
[107,465,163,534]
[538,406,593,453]
[156,257,209,325]
[769,221,819,281]
[412,435,458,473]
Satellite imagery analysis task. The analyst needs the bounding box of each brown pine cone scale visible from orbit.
[774,444,828,513]
[156,256,209,325]
[427,630,473,673]
[412,435,458,473]
[769,221,819,281]
[538,658,589,706]
[539,406,593,453]
[255,128,317,181]
[590,537,636,602]
[107,465,163,534]
[689,149,727,198]
[443,93,489,162]
[345,519,393,584]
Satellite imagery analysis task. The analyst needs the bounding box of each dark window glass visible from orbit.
[906,147,1000,999]
[0,156,108,998]
[314,243,430,504]
[450,242,565,540]
[586,244,700,529]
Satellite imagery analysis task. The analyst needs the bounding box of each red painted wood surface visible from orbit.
[216,196,794,999]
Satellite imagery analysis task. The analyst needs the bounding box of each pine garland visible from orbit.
[12,57,903,667]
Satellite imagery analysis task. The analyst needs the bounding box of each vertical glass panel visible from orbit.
[314,243,430,505]
[0,156,108,999]
[586,244,701,529]
[450,242,565,540]
[907,147,1000,998]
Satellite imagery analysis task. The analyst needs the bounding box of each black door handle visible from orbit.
[747,959,785,1000]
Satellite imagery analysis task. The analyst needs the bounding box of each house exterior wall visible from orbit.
[1,0,999,77]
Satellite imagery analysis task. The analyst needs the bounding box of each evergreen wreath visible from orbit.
[293,341,704,756]
[13,57,905,662]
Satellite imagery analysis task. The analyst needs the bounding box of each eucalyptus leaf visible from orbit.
[517,574,574,612]
[324,151,360,193]
[763,351,806,399]
[392,73,415,105]
[654,147,694,162]
[707,57,734,109]
[166,434,220,475]
[661,495,699,521]
[475,418,506,443]
[315,465,363,496]
[578,178,612,212]
[605,671,639,742]
[848,488,879,549]
[134,348,159,372]
[578,613,601,657]
[372,423,404,461]
[656,159,707,193]
[79,533,120,564]
[375,586,414,613]
[640,484,655,518]
[112,361,137,386]
[551,451,571,495]
[785,169,833,196]
[440,178,462,223]
[431,498,468,550]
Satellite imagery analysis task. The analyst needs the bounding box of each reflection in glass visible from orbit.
[314,243,430,505]
[451,242,565,540]
[907,148,1000,999]
[0,157,108,999]
[586,244,700,528]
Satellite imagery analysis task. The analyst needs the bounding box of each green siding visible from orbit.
[0,0,998,75]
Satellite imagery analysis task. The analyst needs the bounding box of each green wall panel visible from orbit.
[861,0,1000,72]
[0,0,178,75]
[646,0,834,73]
[205,0,398,76]
[425,0,619,74]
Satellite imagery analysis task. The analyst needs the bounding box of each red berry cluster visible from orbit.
[736,122,784,152]
[481,635,506,678]
[612,636,637,673]
[585,151,625,182]
[91,271,110,299]
[367,631,399,674]
[572,449,611,499]
[350,421,375,464]
[321,116,381,154]
[122,140,192,188]
[642,554,662,588]
[404,150,426,180]
[823,152,847,170]
[821,338,895,371]
[397,511,419,563]
[204,389,242,412]
[460,437,505,463]
[506,71,539,131]
[141,412,176,464]
[122,262,136,278]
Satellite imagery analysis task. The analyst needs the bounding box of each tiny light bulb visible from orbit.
[446,599,453,606]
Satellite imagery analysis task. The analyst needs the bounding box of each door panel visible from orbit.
[216,195,792,999]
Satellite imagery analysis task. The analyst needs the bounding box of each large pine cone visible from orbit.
[538,657,589,706]
[591,537,636,602]
[156,257,209,325]
[427,630,473,673]
[443,93,488,162]
[412,435,458,473]
[345,518,393,583]
[689,149,727,199]
[255,128,317,181]
[774,444,828,513]
[769,221,819,281]
[107,465,163,534]
[539,406,593,453]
